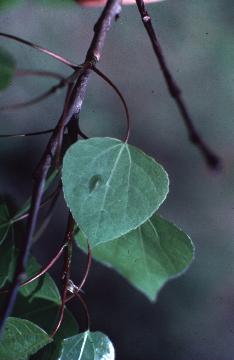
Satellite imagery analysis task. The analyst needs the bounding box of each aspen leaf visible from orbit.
[62,137,169,247]
[76,214,194,301]
[58,331,115,360]
[0,317,52,360]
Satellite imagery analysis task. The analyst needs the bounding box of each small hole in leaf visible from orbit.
[89,175,103,193]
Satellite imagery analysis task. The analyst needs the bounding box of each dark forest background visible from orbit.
[0,0,234,359]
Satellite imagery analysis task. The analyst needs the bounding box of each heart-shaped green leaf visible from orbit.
[0,47,15,91]
[76,214,194,301]
[58,331,115,360]
[62,137,169,247]
[0,317,52,360]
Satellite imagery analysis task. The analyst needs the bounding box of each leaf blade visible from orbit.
[0,317,52,360]
[62,137,169,247]
[76,214,194,301]
[58,331,115,360]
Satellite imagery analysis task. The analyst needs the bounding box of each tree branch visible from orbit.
[0,0,122,335]
[135,0,221,169]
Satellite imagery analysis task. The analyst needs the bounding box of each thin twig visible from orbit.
[65,241,92,296]
[78,126,89,139]
[22,244,67,287]
[66,289,91,330]
[51,103,80,337]
[0,32,77,69]
[76,243,92,292]
[93,67,130,142]
[0,75,72,112]
[54,82,76,168]
[135,0,221,169]
[0,89,62,112]
[63,241,92,330]
[0,128,54,138]
[50,214,74,338]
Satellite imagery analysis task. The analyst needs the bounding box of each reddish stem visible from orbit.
[77,243,92,292]
[21,244,67,287]
[93,67,130,142]
[0,243,67,294]
[50,214,74,338]
[66,290,91,330]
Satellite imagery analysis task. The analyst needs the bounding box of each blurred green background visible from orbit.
[0,0,234,359]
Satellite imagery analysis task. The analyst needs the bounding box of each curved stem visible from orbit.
[0,32,77,69]
[63,241,92,296]
[0,67,83,113]
[63,242,92,330]
[50,214,74,338]
[0,77,71,112]
[78,128,89,139]
[0,243,67,295]
[77,243,92,292]
[135,0,221,169]
[22,243,67,287]
[93,67,131,142]
[66,291,91,330]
